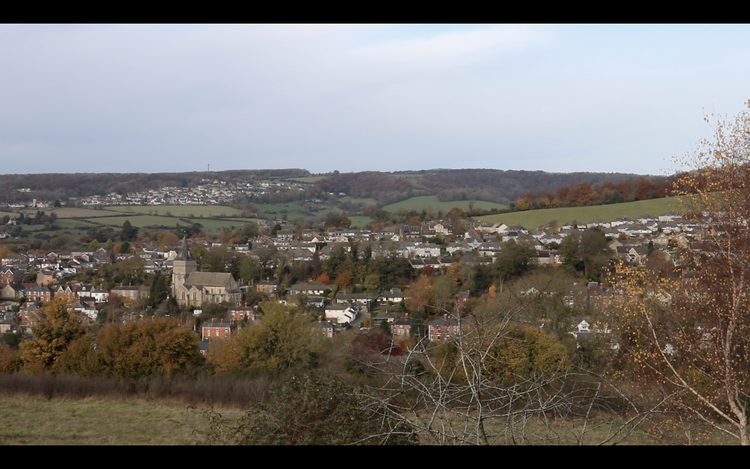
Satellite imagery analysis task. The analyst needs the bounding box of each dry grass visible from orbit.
[0,394,245,445]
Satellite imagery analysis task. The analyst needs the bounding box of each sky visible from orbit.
[2,24,749,177]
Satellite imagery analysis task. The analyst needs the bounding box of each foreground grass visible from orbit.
[0,392,737,445]
[0,394,244,445]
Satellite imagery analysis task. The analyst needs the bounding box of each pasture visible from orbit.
[186,218,259,232]
[55,219,100,229]
[105,205,243,218]
[85,215,258,234]
[23,207,126,218]
[257,201,341,221]
[286,176,325,183]
[475,197,687,230]
[348,216,372,228]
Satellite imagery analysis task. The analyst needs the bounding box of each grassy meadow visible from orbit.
[55,218,101,229]
[339,195,378,206]
[84,215,259,234]
[382,196,508,213]
[0,388,736,445]
[348,216,372,228]
[24,207,128,218]
[0,394,245,445]
[88,215,186,228]
[286,176,325,183]
[186,218,259,232]
[475,197,687,230]
[105,205,243,217]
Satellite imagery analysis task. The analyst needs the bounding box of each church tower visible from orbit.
[172,237,196,303]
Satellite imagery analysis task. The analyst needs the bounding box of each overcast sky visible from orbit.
[2,24,749,177]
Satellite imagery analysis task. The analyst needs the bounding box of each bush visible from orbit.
[197,372,417,445]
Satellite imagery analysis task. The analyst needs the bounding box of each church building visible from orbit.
[172,238,242,308]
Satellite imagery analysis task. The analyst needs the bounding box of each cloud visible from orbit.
[347,25,548,68]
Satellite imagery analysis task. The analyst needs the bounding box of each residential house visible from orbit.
[429,314,460,341]
[228,305,257,322]
[312,316,337,338]
[392,313,413,338]
[324,304,357,325]
[202,322,233,341]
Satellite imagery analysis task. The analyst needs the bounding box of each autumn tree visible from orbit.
[96,318,204,379]
[0,343,21,373]
[158,231,181,250]
[612,100,750,445]
[209,302,320,376]
[406,276,433,314]
[19,298,87,373]
[324,215,351,229]
[53,335,104,377]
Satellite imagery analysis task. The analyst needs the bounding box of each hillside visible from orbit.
[475,196,686,230]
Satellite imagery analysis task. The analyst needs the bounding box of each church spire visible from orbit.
[177,236,194,261]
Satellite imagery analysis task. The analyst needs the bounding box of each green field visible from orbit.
[339,196,379,206]
[476,197,688,230]
[382,196,508,213]
[55,218,100,229]
[105,205,243,217]
[187,218,258,232]
[85,215,257,234]
[256,202,307,220]
[287,176,325,183]
[88,215,190,229]
[256,202,341,221]
[22,207,127,218]
[348,216,372,228]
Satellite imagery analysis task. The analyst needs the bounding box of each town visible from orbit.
[3,176,728,444]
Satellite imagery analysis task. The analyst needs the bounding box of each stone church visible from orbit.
[172,238,242,308]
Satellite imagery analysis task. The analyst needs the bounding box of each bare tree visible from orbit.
[358,293,651,445]
[610,100,750,445]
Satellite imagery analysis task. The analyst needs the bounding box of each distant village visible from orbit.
[4,178,308,209]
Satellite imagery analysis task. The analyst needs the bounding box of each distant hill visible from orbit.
[0,168,666,213]
[308,168,655,206]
